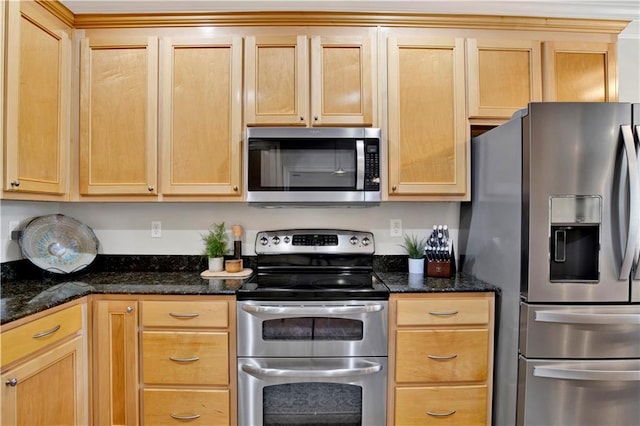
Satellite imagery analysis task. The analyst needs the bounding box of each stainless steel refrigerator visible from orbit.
[460,102,640,426]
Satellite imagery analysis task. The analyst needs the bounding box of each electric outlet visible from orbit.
[390,219,402,237]
[151,221,162,238]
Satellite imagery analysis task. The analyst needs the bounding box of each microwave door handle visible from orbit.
[619,125,639,280]
[356,139,365,190]
[635,124,640,279]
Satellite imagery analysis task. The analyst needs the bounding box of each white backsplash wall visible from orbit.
[0,200,459,262]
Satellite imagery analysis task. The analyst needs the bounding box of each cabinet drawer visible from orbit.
[142,331,228,385]
[396,329,488,383]
[141,300,228,328]
[396,297,489,326]
[1,304,83,367]
[395,385,487,425]
[143,388,229,425]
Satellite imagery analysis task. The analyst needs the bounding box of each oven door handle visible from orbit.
[241,304,384,316]
[241,362,383,379]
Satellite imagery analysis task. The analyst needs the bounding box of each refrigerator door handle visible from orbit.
[634,124,640,279]
[534,365,640,381]
[535,310,640,325]
[619,125,639,280]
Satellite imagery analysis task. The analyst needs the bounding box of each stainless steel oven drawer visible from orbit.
[237,300,388,357]
[517,357,640,426]
[519,303,640,358]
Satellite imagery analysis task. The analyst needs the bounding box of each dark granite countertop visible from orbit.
[1,256,497,325]
[377,272,498,293]
[1,271,244,325]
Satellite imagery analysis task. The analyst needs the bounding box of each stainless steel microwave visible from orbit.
[245,127,381,206]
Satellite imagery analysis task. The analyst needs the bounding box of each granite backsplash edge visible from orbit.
[1,254,411,282]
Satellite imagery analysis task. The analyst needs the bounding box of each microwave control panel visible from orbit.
[365,140,380,191]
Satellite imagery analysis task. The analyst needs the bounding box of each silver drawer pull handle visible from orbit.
[242,304,383,316]
[427,354,458,360]
[169,313,200,318]
[169,356,200,363]
[32,324,61,339]
[5,378,18,387]
[170,413,201,420]
[428,310,459,316]
[426,410,456,417]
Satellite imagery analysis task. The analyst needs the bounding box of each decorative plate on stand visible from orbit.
[18,214,99,274]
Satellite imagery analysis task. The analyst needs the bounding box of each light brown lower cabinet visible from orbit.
[388,292,495,425]
[93,295,237,426]
[0,301,88,426]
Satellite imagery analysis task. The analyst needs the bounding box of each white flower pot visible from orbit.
[208,257,224,272]
[408,258,424,275]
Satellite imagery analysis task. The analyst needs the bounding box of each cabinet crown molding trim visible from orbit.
[36,0,75,27]
[70,10,629,33]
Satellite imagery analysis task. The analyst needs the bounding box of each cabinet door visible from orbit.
[159,37,243,196]
[1,336,87,425]
[79,36,158,196]
[4,1,70,197]
[467,38,542,118]
[245,35,308,126]
[94,300,139,426]
[310,35,373,126]
[387,36,467,198]
[543,41,617,101]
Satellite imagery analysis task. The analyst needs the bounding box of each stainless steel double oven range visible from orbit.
[237,229,389,426]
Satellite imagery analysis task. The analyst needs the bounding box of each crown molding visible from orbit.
[71,10,629,33]
[36,0,75,27]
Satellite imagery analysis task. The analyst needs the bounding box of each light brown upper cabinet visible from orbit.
[387,36,468,200]
[543,41,617,101]
[79,36,159,196]
[159,36,243,198]
[467,39,542,119]
[3,0,70,199]
[245,31,374,127]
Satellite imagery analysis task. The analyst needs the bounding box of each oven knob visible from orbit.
[272,236,280,245]
[349,236,359,245]
[260,236,269,246]
[283,236,290,244]
[362,237,371,246]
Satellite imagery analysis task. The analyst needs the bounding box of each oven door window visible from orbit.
[262,317,364,341]
[248,139,357,191]
[263,382,362,426]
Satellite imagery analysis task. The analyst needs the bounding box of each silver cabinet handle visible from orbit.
[170,413,201,420]
[233,185,238,191]
[620,125,639,280]
[535,310,640,325]
[5,378,18,387]
[428,310,459,316]
[169,356,200,363]
[148,185,154,192]
[427,354,458,360]
[392,185,397,191]
[534,365,640,381]
[169,312,200,318]
[241,303,383,316]
[314,115,318,121]
[10,180,20,187]
[126,306,133,313]
[241,362,382,379]
[299,116,304,121]
[426,410,456,417]
[32,324,61,339]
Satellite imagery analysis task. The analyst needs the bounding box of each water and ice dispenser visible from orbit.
[549,196,601,282]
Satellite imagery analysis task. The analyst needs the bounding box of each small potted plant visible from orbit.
[400,233,427,274]
[202,222,229,272]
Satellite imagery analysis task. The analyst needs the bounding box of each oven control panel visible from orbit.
[255,229,374,254]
